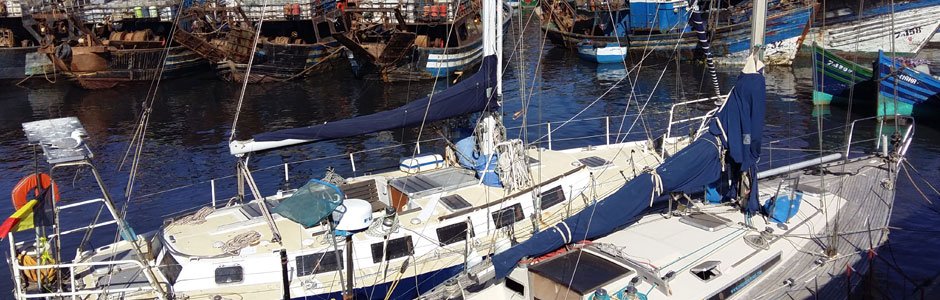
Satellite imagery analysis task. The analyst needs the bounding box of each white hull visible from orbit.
[805,6,940,55]
[716,35,804,66]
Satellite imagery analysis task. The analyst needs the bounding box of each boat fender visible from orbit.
[400,154,444,174]
[54,43,71,60]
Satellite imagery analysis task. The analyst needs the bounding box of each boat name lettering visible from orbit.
[826,60,853,74]
[895,26,923,39]
[707,253,781,300]
[898,74,918,85]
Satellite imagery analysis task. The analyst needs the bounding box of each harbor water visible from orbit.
[1,16,939,298]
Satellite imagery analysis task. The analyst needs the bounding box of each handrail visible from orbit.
[8,232,163,299]
[845,116,915,159]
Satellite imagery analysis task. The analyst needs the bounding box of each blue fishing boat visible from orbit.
[876,50,940,117]
[812,44,875,105]
[576,40,627,63]
[537,0,815,65]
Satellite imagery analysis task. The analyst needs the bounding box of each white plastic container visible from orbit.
[399,154,444,174]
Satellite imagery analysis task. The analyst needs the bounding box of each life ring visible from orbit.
[11,173,60,210]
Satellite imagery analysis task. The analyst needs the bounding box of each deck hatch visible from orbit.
[296,250,343,276]
[492,203,524,229]
[578,156,611,169]
[680,212,732,232]
[539,186,566,210]
[440,194,472,211]
[436,222,473,245]
[371,236,415,263]
[388,168,478,198]
[529,250,632,297]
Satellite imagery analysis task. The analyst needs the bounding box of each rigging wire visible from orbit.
[229,0,271,143]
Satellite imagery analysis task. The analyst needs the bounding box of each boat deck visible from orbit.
[459,155,897,300]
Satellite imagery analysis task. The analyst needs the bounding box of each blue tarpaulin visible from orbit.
[253,55,499,143]
[490,68,766,279]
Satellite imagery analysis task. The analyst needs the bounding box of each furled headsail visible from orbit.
[489,57,767,280]
[229,55,500,155]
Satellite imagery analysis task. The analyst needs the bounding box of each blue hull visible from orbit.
[876,51,940,117]
[292,264,464,300]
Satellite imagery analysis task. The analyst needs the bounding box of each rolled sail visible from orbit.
[229,55,499,154]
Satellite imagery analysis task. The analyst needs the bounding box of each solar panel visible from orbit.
[440,194,472,211]
[578,156,611,169]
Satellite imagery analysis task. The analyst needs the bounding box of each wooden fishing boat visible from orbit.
[21,6,206,89]
[536,0,815,65]
[335,0,510,82]
[875,51,940,117]
[0,13,52,81]
[805,0,940,56]
[811,44,875,105]
[173,3,346,83]
[812,44,940,118]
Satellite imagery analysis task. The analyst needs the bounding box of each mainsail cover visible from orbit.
[490,64,766,279]
[252,55,499,143]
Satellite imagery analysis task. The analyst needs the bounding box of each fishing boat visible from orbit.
[874,50,940,117]
[3,0,720,298]
[172,2,347,83]
[811,43,875,106]
[418,0,917,298]
[535,0,815,65]
[813,44,940,118]
[0,3,51,81]
[805,0,940,56]
[335,0,510,82]
[19,6,206,89]
[576,40,627,64]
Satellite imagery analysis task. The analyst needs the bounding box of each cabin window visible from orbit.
[371,236,415,263]
[506,277,525,295]
[296,251,343,276]
[492,203,524,229]
[214,266,244,284]
[539,186,566,210]
[436,222,473,245]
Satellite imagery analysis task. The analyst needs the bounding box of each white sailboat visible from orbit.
[417,0,918,299]
[3,0,724,299]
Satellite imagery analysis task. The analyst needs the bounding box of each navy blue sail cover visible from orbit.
[253,55,499,143]
[490,70,766,279]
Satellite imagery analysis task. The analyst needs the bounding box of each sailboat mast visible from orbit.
[751,0,768,58]
[479,0,502,156]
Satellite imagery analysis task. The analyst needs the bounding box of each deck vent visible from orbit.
[440,195,472,211]
[690,261,722,282]
[578,156,612,169]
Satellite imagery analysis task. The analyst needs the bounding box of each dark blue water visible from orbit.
[1,16,939,298]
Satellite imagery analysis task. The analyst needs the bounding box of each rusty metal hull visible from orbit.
[57,46,206,89]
